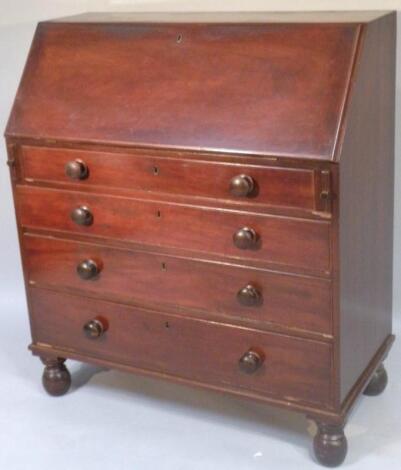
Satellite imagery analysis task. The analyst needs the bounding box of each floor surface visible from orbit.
[1,293,400,470]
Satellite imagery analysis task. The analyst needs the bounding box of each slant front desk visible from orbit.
[5,11,396,466]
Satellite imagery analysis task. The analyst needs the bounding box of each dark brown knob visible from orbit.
[237,284,262,306]
[229,174,255,197]
[65,160,88,180]
[233,227,258,249]
[71,206,93,226]
[83,317,107,339]
[77,259,100,280]
[239,349,264,374]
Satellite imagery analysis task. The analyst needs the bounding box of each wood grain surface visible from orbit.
[24,234,333,336]
[21,145,321,212]
[6,21,360,160]
[29,288,333,407]
[17,185,331,273]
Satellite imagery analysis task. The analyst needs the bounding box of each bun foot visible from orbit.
[41,357,71,396]
[313,422,347,467]
[363,363,388,396]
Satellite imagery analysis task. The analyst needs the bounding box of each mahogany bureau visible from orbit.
[5,11,396,466]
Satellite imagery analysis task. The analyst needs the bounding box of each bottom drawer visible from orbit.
[29,289,333,407]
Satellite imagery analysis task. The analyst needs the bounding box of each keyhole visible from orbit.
[161,262,167,271]
[156,210,161,218]
[165,322,170,328]
[176,34,182,43]
[153,166,159,175]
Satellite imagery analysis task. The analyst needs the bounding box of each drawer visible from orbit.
[21,145,326,213]
[24,235,333,336]
[17,186,331,274]
[29,289,333,407]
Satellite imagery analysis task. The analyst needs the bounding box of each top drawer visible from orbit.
[20,146,329,214]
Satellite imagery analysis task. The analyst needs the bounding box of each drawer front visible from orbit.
[21,146,321,212]
[17,186,331,273]
[24,235,332,336]
[30,289,333,406]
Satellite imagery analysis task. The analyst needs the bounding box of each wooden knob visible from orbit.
[229,174,255,197]
[71,206,93,226]
[77,259,100,280]
[239,349,264,374]
[65,160,88,180]
[233,227,258,249]
[83,317,107,339]
[237,284,262,306]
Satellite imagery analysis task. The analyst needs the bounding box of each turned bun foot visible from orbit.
[363,363,388,396]
[41,357,71,396]
[313,422,347,467]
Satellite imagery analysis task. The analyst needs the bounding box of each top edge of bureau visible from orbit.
[46,11,394,25]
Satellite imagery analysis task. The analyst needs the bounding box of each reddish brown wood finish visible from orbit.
[41,357,71,396]
[313,422,347,467]
[17,185,331,273]
[337,12,395,401]
[23,234,333,336]
[363,363,388,396]
[29,288,333,407]
[6,21,360,160]
[4,11,396,467]
[21,146,322,212]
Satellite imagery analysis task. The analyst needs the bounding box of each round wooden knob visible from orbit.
[233,227,258,249]
[77,259,100,280]
[229,174,255,197]
[65,160,88,180]
[71,206,93,226]
[239,350,264,374]
[237,284,262,306]
[83,317,107,339]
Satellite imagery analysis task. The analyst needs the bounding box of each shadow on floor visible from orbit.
[68,360,311,455]
[66,357,401,466]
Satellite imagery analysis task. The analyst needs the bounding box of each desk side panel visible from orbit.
[339,13,396,401]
